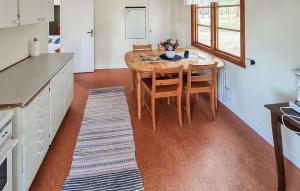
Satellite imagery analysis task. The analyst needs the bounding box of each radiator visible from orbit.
[218,67,226,101]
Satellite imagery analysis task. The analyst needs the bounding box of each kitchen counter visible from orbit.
[0,53,74,108]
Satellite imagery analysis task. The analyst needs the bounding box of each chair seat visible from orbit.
[142,78,178,94]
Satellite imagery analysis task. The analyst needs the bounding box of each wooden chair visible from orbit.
[185,64,217,123]
[142,66,183,131]
[131,44,153,92]
[133,44,152,51]
[157,43,162,51]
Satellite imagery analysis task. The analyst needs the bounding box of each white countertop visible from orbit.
[0,53,74,108]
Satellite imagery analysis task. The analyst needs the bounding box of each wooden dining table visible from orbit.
[124,48,225,119]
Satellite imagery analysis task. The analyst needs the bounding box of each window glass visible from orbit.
[218,29,240,56]
[218,7,240,30]
[198,8,211,26]
[218,0,240,6]
[198,26,211,46]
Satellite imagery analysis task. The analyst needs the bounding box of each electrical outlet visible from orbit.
[246,58,256,67]
[225,87,232,102]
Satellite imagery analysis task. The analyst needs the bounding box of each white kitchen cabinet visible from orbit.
[19,0,41,25]
[0,0,19,28]
[23,85,50,191]
[19,0,54,25]
[50,59,73,142]
[50,68,65,142]
[41,0,54,22]
[65,60,74,112]
[0,54,73,191]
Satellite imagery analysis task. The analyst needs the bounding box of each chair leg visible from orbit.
[177,95,182,126]
[131,71,135,92]
[215,88,218,112]
[196,94,199,101]
[151,97,156,131]
[141,86,145,109]
[167,97,171,105]
[186,93,191,124]
[210,91,216,120]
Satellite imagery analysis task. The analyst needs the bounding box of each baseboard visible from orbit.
[95,66,128,70]
[219,98,300,169]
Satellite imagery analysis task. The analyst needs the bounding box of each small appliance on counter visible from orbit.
[30,38,40,57]
[289,69,300,113]
[0,111,18,191]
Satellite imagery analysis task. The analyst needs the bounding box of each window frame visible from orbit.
[191,0,245,67]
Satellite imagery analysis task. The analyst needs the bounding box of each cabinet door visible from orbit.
[65,59,74,112]
[19,0,41,25]
[41,0,54,22]
[50,68,65,142]
[0,0,18,28]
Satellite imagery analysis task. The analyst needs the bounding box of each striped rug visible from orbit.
[62,87,144,191]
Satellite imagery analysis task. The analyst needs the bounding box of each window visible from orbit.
[191,0,245,67]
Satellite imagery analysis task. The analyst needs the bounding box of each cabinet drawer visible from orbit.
[24,111,50,145]
[23,129,49,191]
[24,85,50,130]
[24,100,50,132]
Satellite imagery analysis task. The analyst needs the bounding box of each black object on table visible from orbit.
[160,54,182,62]
[265,103,300,191]
[184,50,189,58]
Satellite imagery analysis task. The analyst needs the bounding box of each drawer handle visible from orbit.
[37,151,43,156]
[37,129,43,134]
[36,119,42,124]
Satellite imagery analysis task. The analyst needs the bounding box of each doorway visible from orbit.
[48,1,61,53]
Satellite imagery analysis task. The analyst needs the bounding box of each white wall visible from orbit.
[95,0,177,69]
[0,23,48,71]
[175,0,300,168]
[174,0,191,48]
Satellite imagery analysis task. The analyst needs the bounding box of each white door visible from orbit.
[61,0,95,73]
[0,0,19,28]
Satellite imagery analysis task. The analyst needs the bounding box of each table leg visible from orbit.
[271,113,286,191]
[136,72,142,119]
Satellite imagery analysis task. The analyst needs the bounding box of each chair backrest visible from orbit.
[187,63,217,90]
[157,43,162,51]
[152,66,183,93]
[133,44,152,51]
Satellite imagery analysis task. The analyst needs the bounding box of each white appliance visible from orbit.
[0,111,18,191]
[289,69,300,113]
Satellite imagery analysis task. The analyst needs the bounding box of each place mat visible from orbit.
[159,54,182,61]
[140,53,205,63]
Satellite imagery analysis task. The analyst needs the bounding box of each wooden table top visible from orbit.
[125,48,225,73]
[265,103,300,133]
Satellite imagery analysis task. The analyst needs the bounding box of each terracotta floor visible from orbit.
[30,69,300,191]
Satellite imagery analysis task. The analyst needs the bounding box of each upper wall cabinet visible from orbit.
[41,0,54,22]
[0,0,19,28]
[19,0,54,25]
